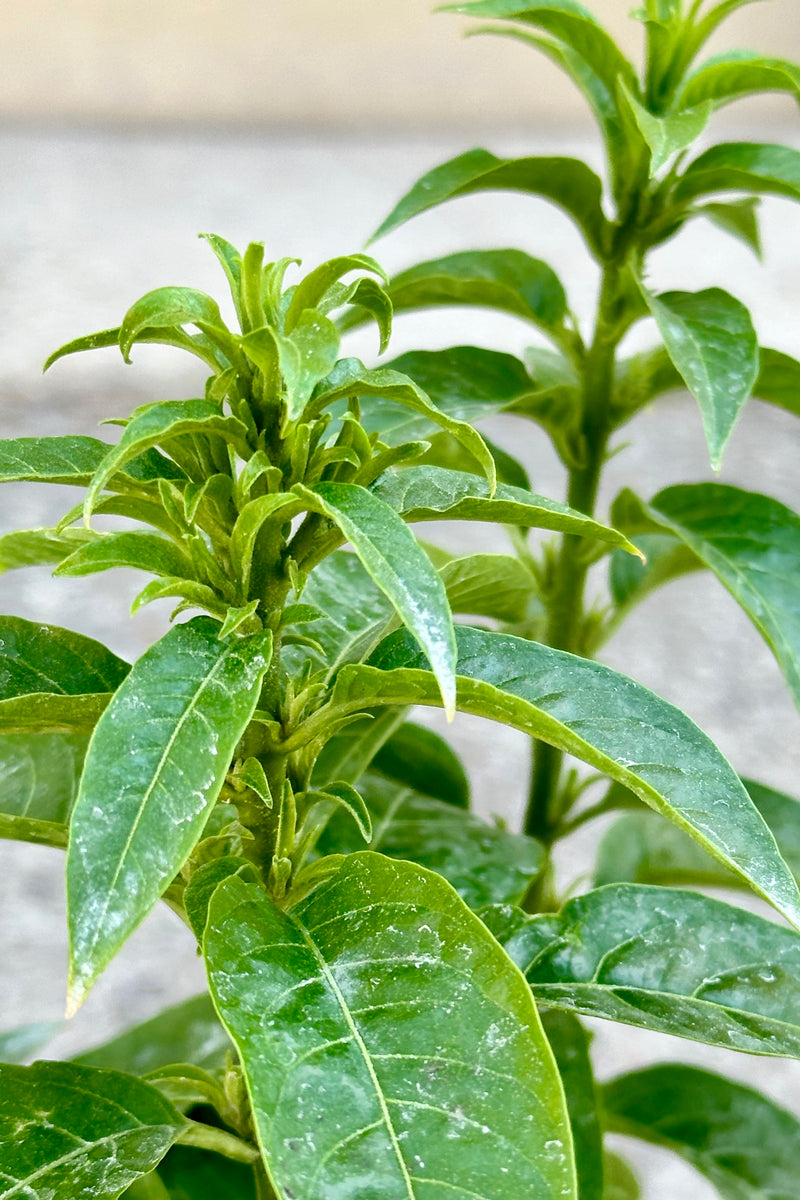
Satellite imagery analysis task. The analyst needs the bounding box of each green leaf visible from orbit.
[0,435,183,487]
[43,326,224,375]
[318,773,543,907]
[0,616,129,700]
[352,625,800,926]
[312,358,497,489]
[359,248,568,333]
[183,856,262,942]
[0,691,112,734]
[284,253,387,331]
[594,777,800,889]
[84,400,251,519]
[311,707,408,788]
[66,617,273,1012]
[75,994,231,1076]
[675,142,800,207]
[619,81,711,173]
[695,197,762,257]
[440,552,538,622]
[643,288,759,469]
[541,1012,602,1200]
[0,1060,183,1198]
[147,1145,257,1200]
[603,1064,800,1198]
[119,286,230,363]
[229,493,303,602]
[371,465,642,554]
[0,730,88,824]
[204,858,576,1199]
[372,720,470,807]
[608,532,701,612]
[0,526,100,572]
[0,1021,62,1065]
[341,275,393,353]
[680,51,800,112]
[752,346,800,418]
[54,531,195,581]
[603,1153,640,1200]
[372,147,611,258]
[298,481,458,718]
[485,883,800,1055]
[648,483,800,708]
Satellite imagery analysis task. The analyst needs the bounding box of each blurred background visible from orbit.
[2,3,800,1196]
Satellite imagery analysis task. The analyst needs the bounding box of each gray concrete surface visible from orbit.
[2,127,800,1197]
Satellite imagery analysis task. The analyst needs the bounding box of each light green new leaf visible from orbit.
[318,773,543,908]
[372,720,470,807]
[541,1012,603,1200]
[680,52,800,114]
[229,493,303,601]
[55,531,196,582]
[372,147,611,258]
[619,81,711,173]
[675,142,800,207]
[118,286,231,363]
[603,1064,800,1199]
[298,481,457,717]
[356,248,568,333]
[0,527,99,573]
[603,1153,640,1200]
[0,1061,184,1199]
[0,435,183,487]
[284,253,387,331]
[648,483,800,709]
[371,465,642,555]
[440,552,539,623]
[350,626,800,926]
[66,617,273,1012]
[204,857,576,1200]
[484,883,800,1055]
[84,400,251,519]
[643,288,759,469]
[594,777,800,890]
[75,994,231,1076]
[0,616,129,700]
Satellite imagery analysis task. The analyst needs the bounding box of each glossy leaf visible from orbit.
[0,1060,183,1198]
[372,147,611,258]
[75,994,231,1076]
[0,435,183,487]
[66,617,273,1012]
[371,466,641,553]
[351,626,800,925]
[364,248,568,333]
[0,526,98,572]
[319,773,543,908]
[541,1012,602,1200]
[644,288,759,469]
[603,1064,800,1198]
[204,858,576,1200]
[298,481,458,717]
[55,531,195,581]
[485,883,800,1055]
[372,719,471,808]
[675,142,800,206]
[648,483,800,708]
[0,616,129,701]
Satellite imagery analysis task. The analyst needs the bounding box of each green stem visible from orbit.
[177,1120,260,1164]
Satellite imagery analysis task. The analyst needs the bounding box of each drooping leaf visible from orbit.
[75,994,231,1076]
[0,1061,184,1199]
[297,481,458,717]
[647,483,800,709]
[675,142,800,207]
[204,858,577,1200]
[0,616,129,700]
[284,253,387,331]
[0,526,100,572]
[484,883,800,1055]
[643,288,759,469]
[0,436,183,487]
[0,1020,62,1065]
[66,617,273,1012]
[371,466,642,553]
[372,719,471,808]
[344,625,800,926]
[372,147,611,258]
[603,1064,800,1198]
[318,773,543,908]
[55,531,196,581]
[541,1012,603,1200]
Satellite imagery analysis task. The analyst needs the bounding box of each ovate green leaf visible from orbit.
[372,719,470,807]
[0,616,129,700]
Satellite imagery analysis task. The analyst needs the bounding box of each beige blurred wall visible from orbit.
[1,0,798,127]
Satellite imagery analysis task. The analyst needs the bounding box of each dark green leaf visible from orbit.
[0,616,128,700]
[372,720,470,807]
[0,526,99,572]
[372,147,611,258]
[0,730,88,827]
[643,288,759,469]
[608,532,701,611]
[648,483,800,709]
[149,1144,257,1200]
[183,857,260,943]
[319,773,543,907]
[351,625,800,925]
[75,994,231,1076]
[204,858,576,1199]
[485,883,800,1055]
[0,436,183,487]
[541,1012,602,1200]
[66,617,273,1012]
[675,142,800,207]
[0,1060,183,1198]
[55,531,195,581]
[298,481,458,717]
[752,347,800,418]
[603,1064,800,1199]
[288,550,395,674]
[0,1021,62,1064]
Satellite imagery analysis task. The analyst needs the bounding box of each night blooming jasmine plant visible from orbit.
[3,1,800,1197]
